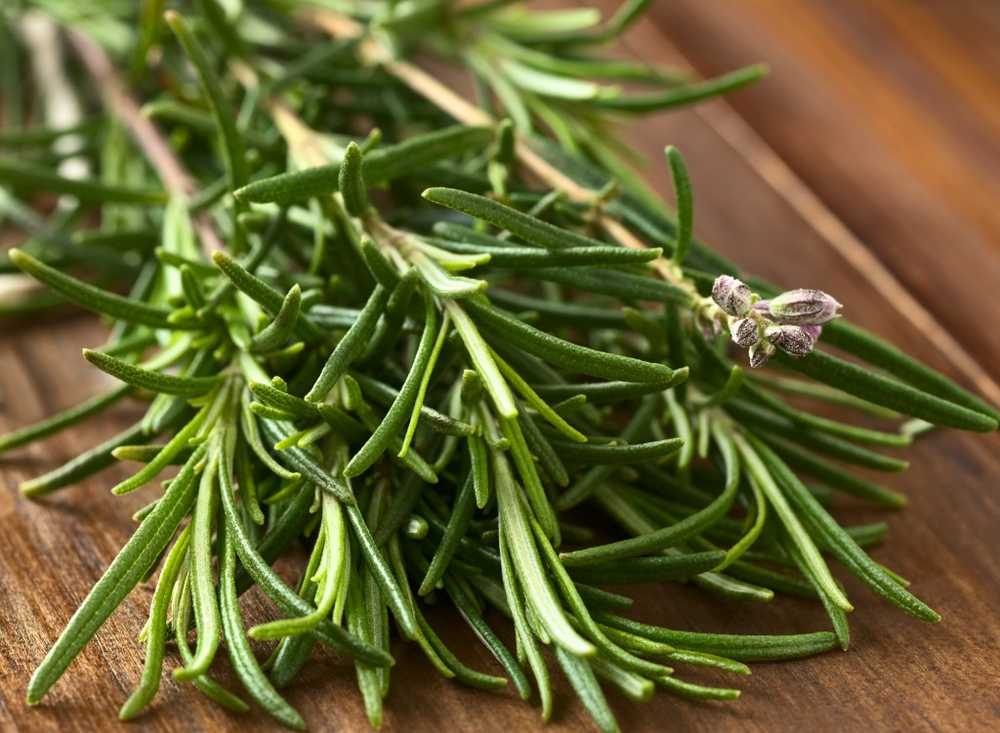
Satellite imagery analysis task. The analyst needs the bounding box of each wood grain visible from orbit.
[2,3,1000,731]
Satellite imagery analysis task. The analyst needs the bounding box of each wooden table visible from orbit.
[2,2,999,730]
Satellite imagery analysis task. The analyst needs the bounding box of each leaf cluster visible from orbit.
[0,2,995,732]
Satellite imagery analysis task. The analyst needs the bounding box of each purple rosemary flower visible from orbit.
[765,324,816,358]
[766,288,841,326]
[712,275,753,317]
[749,339,775,368]
[716,275,839,368]
[730,317,759,349]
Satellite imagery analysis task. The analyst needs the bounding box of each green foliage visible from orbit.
[1,2,994,732]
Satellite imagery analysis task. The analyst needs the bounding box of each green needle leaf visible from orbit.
[465,297,678,384]
[218,474,391,664]
[235,126,493,205]
[258,419,355,504]
[174,449,222,681]
[493,450,594,656]
[111,406,207,495]
[554,648,619,733]
[27,448,203,704]
[10,249,180,328]
[734,433,853,612]
[597,613,838,661]
[594,64,767,112]
[419,474,476,595]
[553,437,684,465]
[218,482,306,728]
[212,251,326,343]
[250,284,302,354]
[568,551,725,584]
[0,158,166,203]
[490,347,586,442]
[664,146,693,265]
[823,319,1000,422]
[339,141,369,217]
[165,11,248,190]
[446,300,519,419]
[432,238,662,268]
[775,351,998,432]
[424,186,608,251]
[346,292,439,476]
[306,285,390,403]
[561,424,739,566]
[0,385,131,455]
[83,349,220,397]
[753,437,940,622]
[118,525,191,720]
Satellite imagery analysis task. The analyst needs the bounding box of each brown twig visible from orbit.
[67,29,225,255]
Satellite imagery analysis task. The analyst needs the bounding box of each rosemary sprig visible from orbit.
[0,2,996,732]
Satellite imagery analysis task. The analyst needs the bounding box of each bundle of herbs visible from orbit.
[0,2,996,731]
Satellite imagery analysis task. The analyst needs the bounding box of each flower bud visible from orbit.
[749,339,775,368]
[730,317,759,348]
[767,288,841,325]
[712,275,753,317]
[765,324,816,358]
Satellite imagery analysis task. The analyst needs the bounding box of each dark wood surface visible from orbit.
[2,2,999,731]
